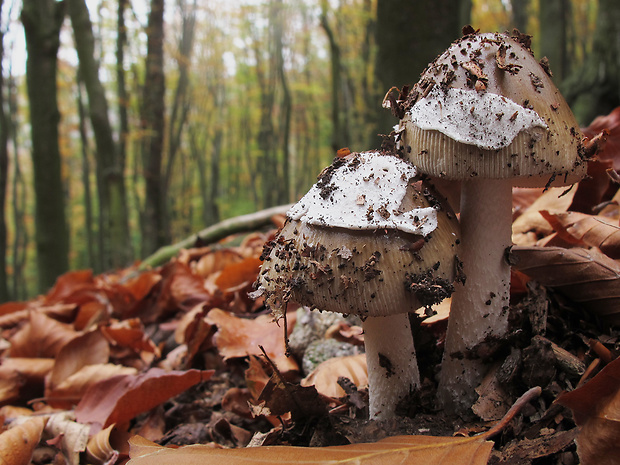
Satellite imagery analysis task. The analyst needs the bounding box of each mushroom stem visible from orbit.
[362,313,420,419]
[438,178,512,415]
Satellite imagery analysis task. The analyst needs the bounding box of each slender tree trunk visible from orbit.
[141,0,167,255]
[76,79,96,270]
[8,75,27,300]
[511,0,529,32]
[21,0,69,293]
[562,0,620,124]
[0,0,10,301]
[320,2,347,152]
[69,0,131,270]
[373,0,463,145]
[274,0,291,204]
[539,0,569,83]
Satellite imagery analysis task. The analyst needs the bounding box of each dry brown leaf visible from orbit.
[47,363,138,408]
[101,318,160,355]
[195,249,244,278]
[301,354,368,399]
[44,269,96,305]
[9,311,78,358]
[511,187,576,246]
[557,357,620,465]
[541,211,620,258]
[127,433,493,465]
[0,303,76,329]
[48,330,110,391]
[45,412,90,465]
[75,368,213,433]
[510,246,620,324]
[206,308,298,373]
[0,416,47,465]
[214,257,262,293]
[86,424,119,465]
[0,365,22,404]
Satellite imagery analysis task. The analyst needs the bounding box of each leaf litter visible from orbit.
[1,110,620,464]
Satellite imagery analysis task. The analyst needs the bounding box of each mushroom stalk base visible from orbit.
[438,178,512,416]
[362,313,420,420]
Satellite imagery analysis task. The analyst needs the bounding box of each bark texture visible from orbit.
[21,0,69,293]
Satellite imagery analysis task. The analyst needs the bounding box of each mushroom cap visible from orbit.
[256,151,461,319]
[400,31,586,187]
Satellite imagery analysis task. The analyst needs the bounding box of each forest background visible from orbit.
[0,0,618,302]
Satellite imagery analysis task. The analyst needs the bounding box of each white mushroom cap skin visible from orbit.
[256,151,461,420]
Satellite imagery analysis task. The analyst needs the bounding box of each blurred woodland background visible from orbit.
[0,0,618,301]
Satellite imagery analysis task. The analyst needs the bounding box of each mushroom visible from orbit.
[255,150,461,419]
[398,30,587,414]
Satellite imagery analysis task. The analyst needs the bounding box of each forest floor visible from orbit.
[1,109,620,464]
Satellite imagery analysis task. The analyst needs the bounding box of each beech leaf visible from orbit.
[540,210,620,258]
[557,357,620,465]
[9,312,78,358]
[0,416,47,465]
[75,368,213,433]
[510,246,620,324]
[206,308,298,373]
[127,433,493,465]
[301,354,368,399]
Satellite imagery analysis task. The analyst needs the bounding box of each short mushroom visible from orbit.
[398,30,587,414]
[255,150,461,419]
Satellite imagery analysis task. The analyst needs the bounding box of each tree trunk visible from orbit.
[511,0,529,32]
[0,0,10,301]
[69,0,132,271]
[21,0,69,293]
[373,0,464,146]
[274,0,291,204]
[8,75,27,300]
[320,2,348,152]
[562,0,620,125]
[539,0,569,83]
[76,79,96,270]
[141,0,167,256]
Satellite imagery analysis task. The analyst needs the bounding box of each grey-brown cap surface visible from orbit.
[400,31,587,187]
[255,151,461,320]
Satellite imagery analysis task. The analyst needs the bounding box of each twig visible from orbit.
[482,386,542,439]
[138,204,292,271]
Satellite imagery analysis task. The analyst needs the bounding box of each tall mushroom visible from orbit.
[255,150,461,420]
[398,30,587,415]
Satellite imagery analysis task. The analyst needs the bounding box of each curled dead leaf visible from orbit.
[557,357,620,465]
[0,416,47,465]
[301,354,368,399]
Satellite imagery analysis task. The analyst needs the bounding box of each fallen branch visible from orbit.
[138,204,292,270]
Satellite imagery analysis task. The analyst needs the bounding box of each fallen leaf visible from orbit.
[540,210,620,258]
[510,246,620,324]
[301,354,368,399]
[46,363,138,408]
[206,308,298,373]
[0,416,47,465]
[48,330,110,393]
[45,412,90,465]
[9,312,78,358]
[583,106,620,170]
[44,270,96,305]
[215,257,262,293]
[127,433,493,465]
[557,357,620,465]
[86,424,120,465]
[195,249,244,278]
[101,318,160,355]
[512,187,576,246]
[75,368,213,433]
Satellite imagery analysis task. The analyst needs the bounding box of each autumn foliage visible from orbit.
[1,109,620,464]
